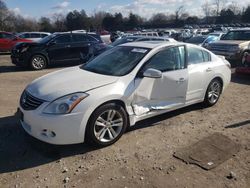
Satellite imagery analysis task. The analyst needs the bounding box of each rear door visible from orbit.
[71,34,91,62]
[47,34,72,62]
[186,46,214,103]
[132,45,188,116]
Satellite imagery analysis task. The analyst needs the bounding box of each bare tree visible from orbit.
[202,0,212,22]
[228,1,241,15]
[175,5,185,22]
[214,0,227,16]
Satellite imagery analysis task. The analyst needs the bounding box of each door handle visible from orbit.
[176,78,185,83]
[65,45,71,48]
[206,67,212,72]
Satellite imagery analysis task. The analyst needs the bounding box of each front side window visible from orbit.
[54,35,71,43]
[81,46,150,76]
[143,46,185,72]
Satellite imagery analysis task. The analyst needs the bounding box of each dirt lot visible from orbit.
[0,54,250,188]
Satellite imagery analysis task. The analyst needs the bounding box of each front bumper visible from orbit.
[19,104,86,145]
[11,50,29,66]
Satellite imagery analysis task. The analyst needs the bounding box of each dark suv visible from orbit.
[11,32,108,70]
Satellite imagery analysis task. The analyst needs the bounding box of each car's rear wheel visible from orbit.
[30,55,47,70]
[85,103,128,147]
[203,79,222,107]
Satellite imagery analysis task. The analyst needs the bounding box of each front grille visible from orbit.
[20,91,45,110]
[210,44,233,52]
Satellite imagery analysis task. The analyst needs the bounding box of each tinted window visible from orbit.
[0,33,15,39]
[87,35,98,42]
[143,46,185,72]
[30,33,41,38]
[222,30,250,40]
[41,34,48,38]
[72,34,88,42]
[55,35,71,43]
[188,47,211,64]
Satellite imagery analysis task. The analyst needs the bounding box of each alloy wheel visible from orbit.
[94,109,124,143]
[31,56,46,70]
[208,81,221,104]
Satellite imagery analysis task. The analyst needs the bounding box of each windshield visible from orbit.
[222,30,250,40]
[38,34,56,43]
[111,37,138,46]
[81,46,150,76]
[205,36,219,43]
[187,36,206,44]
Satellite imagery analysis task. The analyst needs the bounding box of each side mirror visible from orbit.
[143,68,162,78]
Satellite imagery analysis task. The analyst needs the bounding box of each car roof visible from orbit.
[230,28,250,31]
[121,41,179,49]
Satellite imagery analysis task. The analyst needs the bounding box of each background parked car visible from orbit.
[17,32,51,42]
[11,32,108,70]
[186,35,208,46]
[110,36,176,47]
[0,31,32,52]
[207,28,250,66]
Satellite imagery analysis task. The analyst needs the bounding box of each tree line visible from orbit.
[1,0,250,33]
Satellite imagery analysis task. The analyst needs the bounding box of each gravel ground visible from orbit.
[0,55,249,188]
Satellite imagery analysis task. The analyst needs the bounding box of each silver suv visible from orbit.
[207,28,250,64]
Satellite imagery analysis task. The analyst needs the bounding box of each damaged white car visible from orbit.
[19,42,231,146]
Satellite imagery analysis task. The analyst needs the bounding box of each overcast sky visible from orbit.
[3,0,250,19]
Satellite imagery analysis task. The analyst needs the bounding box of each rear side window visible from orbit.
[41,34,48,38]
[55,35,71,43]
[202,50,211,62]
[1,33,15,39]
[187,47,211,64]
[30,33,41,38]
[72,34,88,42]
[87,35,98,42]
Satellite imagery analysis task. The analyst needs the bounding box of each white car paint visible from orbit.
[19,42,231,145]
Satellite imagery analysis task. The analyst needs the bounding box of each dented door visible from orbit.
[132,46,188,116]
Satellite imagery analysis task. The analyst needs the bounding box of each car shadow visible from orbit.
[0,114,96,174]
[0,103,204,174]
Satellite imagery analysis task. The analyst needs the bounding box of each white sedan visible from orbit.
[19,42,231,146]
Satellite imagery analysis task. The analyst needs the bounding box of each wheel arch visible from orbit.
[30,53,50,65]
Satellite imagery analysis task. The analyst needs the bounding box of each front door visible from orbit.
[132,46,188,116]
[48,35,72,62]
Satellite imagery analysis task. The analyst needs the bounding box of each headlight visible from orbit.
[43,92,89,114]
[21,46,29,53]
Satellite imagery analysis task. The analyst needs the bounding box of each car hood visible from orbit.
[26,66,118,101]
[211,40,248,45]
[15,41,41,49]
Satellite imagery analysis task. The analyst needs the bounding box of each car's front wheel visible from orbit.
[86,103,128,147]
[203,79,222,107]
[30,55,47,70]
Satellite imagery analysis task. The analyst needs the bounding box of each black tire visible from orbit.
[203,79,222,107]
[85,103,128,147]
[30,54,47,70]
